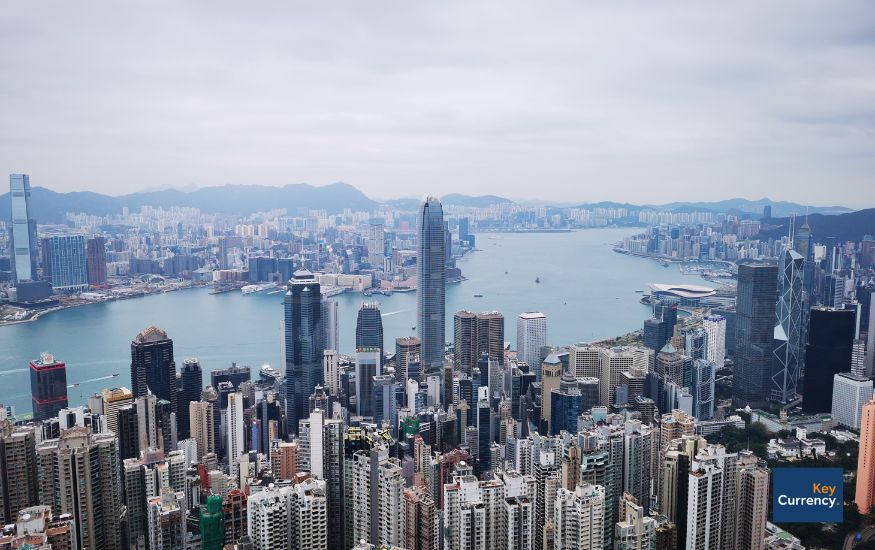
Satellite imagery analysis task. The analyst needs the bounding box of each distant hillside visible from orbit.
[1,182,378,223]
[654,198,852,217]
[760,208,875,242]
[441,193,514,207]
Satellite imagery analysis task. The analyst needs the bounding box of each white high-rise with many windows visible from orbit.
[703,315,726,368]
[832,372,874,430]
[554,483,605,550]
[517,312,547,375]
[226,391,245,472]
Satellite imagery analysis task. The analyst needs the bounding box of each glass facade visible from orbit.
[10,173,38,283]
[417,197,445,372]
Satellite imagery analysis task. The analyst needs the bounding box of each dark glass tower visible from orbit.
[802,307,855,414]
[733,264,777,407]
[178,358,203,439]
[283,270,323,434]
[355,302,384,363]
[29,352,68,421]
[130,326,178,422]
[417,196,446,372]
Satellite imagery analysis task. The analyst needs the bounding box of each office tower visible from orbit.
[373,375,398,430]
[85,236,107,286]
[517,312,548,374]
[853,340,867,377]
[771,249,804,404]
[356,348,381,417]
[0,424,39,524]
[601,347,650,408]
[553,483,605,549]
[368,219,385,268]
[216,236,228,269]
[350,446,404,547]
[29,352,68,421]
[402,487,437,550]
[458,216,471,245]
[868,290,875,377]
[356,302,384,366]
[147,489,187,550]
[226,391,245,469]
[541,360,562,430]
[323,349,340,396]
[284,269,324,434]
[823,274,845,307]
[396,336,421,382]
[453,310,477,373]
[615,493,656,550]
[178,358,202,440]
[9,174,38,283]
[702,315,726,368]
[42,235,88,292]
[476,387,492,472]
[689,359,716,420]
[684,327,708,360]
[802,307,855,414]
[417,196,446,372]
[569,345,602,380]
[190,400,216,460]
[733,264,778,407]
[831,373,873,430]
[655,343,684,388]
[734,452,769,550]
[133,393,161,451]
[477,311,505,364]
[655,303,678,344]
[131,326,178,424]
[856,399,875,513]
[322,299,339,353]
[36,427,122,550]
[551,368,583,435]
[101,386,134,436]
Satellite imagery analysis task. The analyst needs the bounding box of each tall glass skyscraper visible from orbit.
[803,307,855,414]
[417,196,445,372]
[43,235,88,293]
[9,173,38,283]
[771,249,804,404]
[733,263,777,408]
[130,326,178,421]
[284,270,323,434]
[30,352,68,421]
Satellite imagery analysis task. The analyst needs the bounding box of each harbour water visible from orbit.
[0,228,686,413]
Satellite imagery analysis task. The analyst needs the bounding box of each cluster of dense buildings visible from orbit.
[3,176,875,549]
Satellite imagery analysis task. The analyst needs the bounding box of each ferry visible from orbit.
[112,373,120,377]
[535,277,540,284]
[474,294,483,298]
[260,364,280,382]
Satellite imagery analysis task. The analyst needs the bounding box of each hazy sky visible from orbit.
[2,2,874,205]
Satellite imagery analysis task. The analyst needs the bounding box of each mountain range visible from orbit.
[0,182,857,224]
[760,209,875,242]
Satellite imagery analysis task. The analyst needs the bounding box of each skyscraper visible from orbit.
[0,424,39,524]
[29,352,68,421]
[85,236,107,286]
[771,249,804,404]
[42,235,88,293]
[517,312,547,374]
[178,358,202,440]
[417,196,446,372]
[395,336,421,382]
[356,302,384,365]
[368,219,385,269]
[832,373,873,430]
[36,427,123,550]
[284,270,324,434]
[9,173,38,283]
[323,299,339,352]
[733,264,778,407]
[553,483,605,549]
[454,310,505,374]
[702,315,726,368]
[226,391,245,470]
[734,452,770,550]
[802,307,855,414]
[130,326,178,421]
[856,398,875,513]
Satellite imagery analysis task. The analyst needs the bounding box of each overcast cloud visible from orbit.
[1,1,874,205]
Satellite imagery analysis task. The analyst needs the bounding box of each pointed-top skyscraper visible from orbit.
[417,196,445,373]
[9,174,38,283]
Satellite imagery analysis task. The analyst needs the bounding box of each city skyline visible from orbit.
[2,3,873,205]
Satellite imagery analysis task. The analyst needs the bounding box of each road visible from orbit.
[844,525,875,550]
